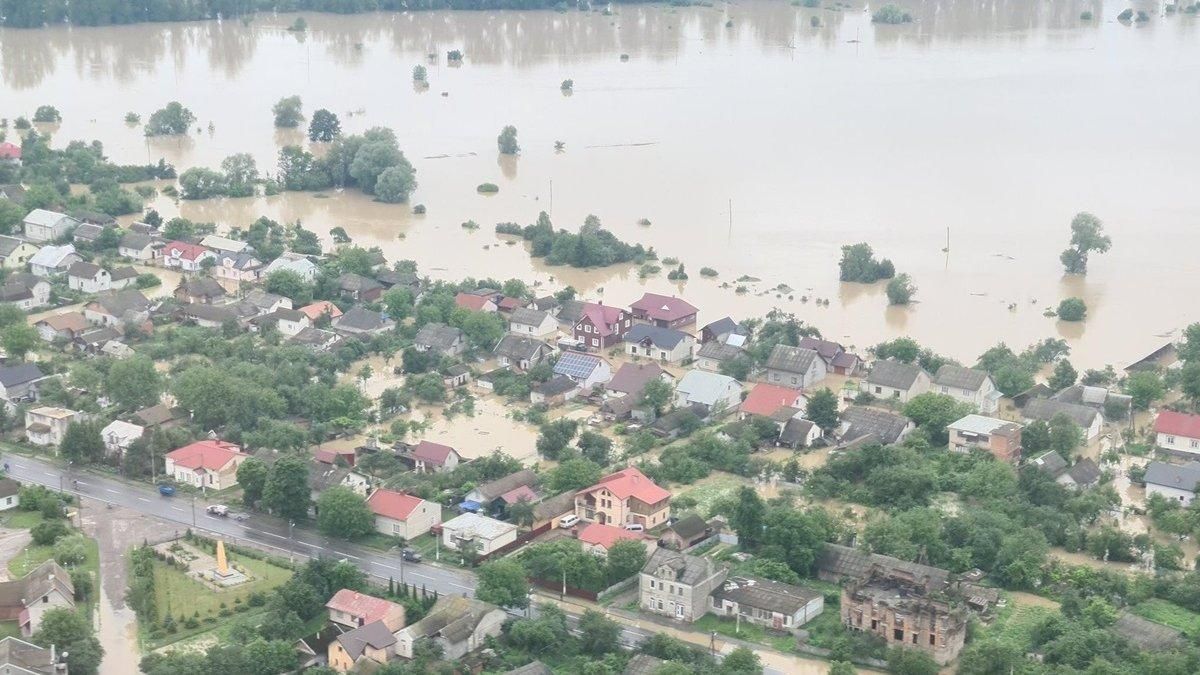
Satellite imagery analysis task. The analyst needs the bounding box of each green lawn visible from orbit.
[4,515,99,619]
[673,473,746,518]
[692,613,797,653]
[0,510,46,530]
[978,601,1059,649]
[1131,599,1200,634]
[0,621,21,640]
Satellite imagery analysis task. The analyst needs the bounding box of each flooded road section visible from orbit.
[3,0,1200,368]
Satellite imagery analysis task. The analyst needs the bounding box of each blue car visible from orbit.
[157,484,176,497]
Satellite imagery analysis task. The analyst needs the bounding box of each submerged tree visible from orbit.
[308,109,341,142]
[1059,212,1111,274]
[144,101,196,136]
[498,125,520,155]
[272,95,304,128]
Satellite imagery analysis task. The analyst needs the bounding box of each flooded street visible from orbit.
[0,0,1196,368]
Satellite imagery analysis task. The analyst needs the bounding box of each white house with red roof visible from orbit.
[455,292,497,313]
[574,466,671,529]
[629,292,698,329]
[739,383,808,420]
[1155,411,1200,456]
[0,142,20,165]
[576,522,648,557]
[573,301,630,350]
[325,589,406,631]
[164,440,248,490]
[161,241,217,272]
[298,300,343,322]
[406,440,461,474]
[366,488,441,539]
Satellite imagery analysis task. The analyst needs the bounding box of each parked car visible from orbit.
[558,514,580,529]
[401,548,422,563]
[623,522,645,532]
[206,505,229,517]
[157,484,176,497]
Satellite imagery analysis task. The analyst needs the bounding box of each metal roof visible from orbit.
[1144,460,1200,492]
[865,359,925,390]
[765,344,819,375]
[624,323,689,350]
[933,364,991,391]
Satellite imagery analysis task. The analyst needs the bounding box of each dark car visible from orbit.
[157,484,176,497]
[401,548,422,563]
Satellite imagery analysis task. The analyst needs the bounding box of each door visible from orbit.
[675,604,684,619]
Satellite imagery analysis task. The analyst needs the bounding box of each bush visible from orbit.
[136,273,162,289]
[31,520,69,546]
[33,105,62,123]
[476,183,499,194]
[53,535,88,566]
[1117,8,1133,20]
[886,274,916,305]
[413,204,427,214]
[1057,297,1087,322]
[699,267,718,277]
[872,4,913,23]
[1080,10,1093,20]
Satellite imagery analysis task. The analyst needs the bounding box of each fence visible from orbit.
[529,576,600,602]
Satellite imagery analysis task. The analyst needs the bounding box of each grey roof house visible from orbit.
[332,307,395,336]
[764,344,826,390]
[414,322,466,356]
[493,335,552,372]
[624,324,695,365]
[861,359,931,403]
[839,406,914,445]
[639,548,728,623]
[1022,398,1103,440]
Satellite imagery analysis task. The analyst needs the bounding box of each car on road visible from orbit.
[206,505,229,517]
[157,484,176,497]
[401,548,422,563]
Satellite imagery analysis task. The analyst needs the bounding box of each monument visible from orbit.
[205,539,249,587]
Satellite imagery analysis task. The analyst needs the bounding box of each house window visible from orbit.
[1192,440,1199,449]
[657,599,664,610]
[870,619,877,629]
[930,634,936,646]
[874,386,882,394]
[1168,436,1177,444]
[893,628,903,641]
[791,377,798,385]
[893,391,900,398]
[650,580,656,589]
[592,338,599,347]
[941,386,948,393]
[911,633,918,644]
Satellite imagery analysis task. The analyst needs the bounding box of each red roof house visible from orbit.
[740,383,807,419]
[299,300,343,321]
[573,301,629,350]
[164,440,247,490]
[577,522,644,555]
[455,292,497,312]
[407,440,462,474]
[0,142,21,161]
[1155,411,1200,454]
[161,241,216,271]
[574,467,671,529]
[629,292,698,329]
[497,296,525,312]
[365,489,441,539]
[325,589,406,631]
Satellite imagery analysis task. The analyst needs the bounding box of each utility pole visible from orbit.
[191,495,196,527]
[561,566,566,600]
[288,521,295,563]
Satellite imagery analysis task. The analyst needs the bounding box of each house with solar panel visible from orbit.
[553,351,613,390]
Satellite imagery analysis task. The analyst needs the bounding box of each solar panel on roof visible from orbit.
[554,352,598,379]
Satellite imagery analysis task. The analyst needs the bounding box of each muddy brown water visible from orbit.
[3,2,1198,369]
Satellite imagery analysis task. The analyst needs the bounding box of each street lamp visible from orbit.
[191,495,196,527]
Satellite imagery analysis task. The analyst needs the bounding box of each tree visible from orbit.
[730,486,766,549]
[1060,212,1111,274]
[1125,371,1164,410]
[639,378,674,416]
[308,109,341,142]
[1048,413,1082,458]
[264,269,314,304]
[220,153,259,197]
[144,101,196,136]
[1182,362,1200,405]
[1048,359,1077,392]
[760,508,831,576]
[536,419,578,460]
[577,430,613,465]
[60,421,105,464]
[956,640,1021,675]
[237,457,269,508]
[720,646,762,674]
[412,64,428,82]
[605,539,647,583]
[886,647,939,675]
[243,639,299,675]
[497,125,520,154]
[806,388,839,433]
[0,200,25,235]
[33,607,104,675]
[349,138,403,194]
[374,162,417,203]
[33,105,61,123]
[1021,419,1051,456]
[272,95,303,127]
[316,487,374,539]
[828,663,857,675]
[475,559,529,608]
[902,393,974,445]
[1057,297,1087,322]
[178,167,228,199]
[107,356,164,409]
[549,458,602,493]
[382,288,415,321]
[838,243,894,283]
[507,498,535,527]
[263,456,310,522]
[885,273,916,305]
[2,323,38,360]
[578,610,621,655]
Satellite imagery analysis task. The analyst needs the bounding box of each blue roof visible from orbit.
[554,351,604,380]
[625,324,688,349]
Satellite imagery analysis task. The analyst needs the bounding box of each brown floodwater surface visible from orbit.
[3,0,1198,368]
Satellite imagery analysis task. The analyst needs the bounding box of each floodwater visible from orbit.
[3,1,1199,369]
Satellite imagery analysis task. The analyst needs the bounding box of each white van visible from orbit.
[558,514,580,529]
[623,522,645,532]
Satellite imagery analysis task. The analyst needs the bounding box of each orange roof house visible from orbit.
[325,589,406,631]
[574,467,671,530]
[299,300,344,322]
[739,383,806,419]
[163,440,247,490]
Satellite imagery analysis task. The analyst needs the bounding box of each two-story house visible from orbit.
[861,359,931,403]
[797,337,860,375]
[405,441,461,474]
[573,302,630,350]
[118,232,159,261]
[574,467,671,529]
[66,262,112,293]
[639,549,728,623]
[0,273,51,310]
[932,365,1001,414]
[946,414,1022,463]
[161,241,216,272]
[764,344,827,390]
[629,293,698,329]
[24,407,83,448]
[325,589,406,631]
[0,560,75,637]
[327,621,396,673]
[624,324,695,365]
[22,209,79,242]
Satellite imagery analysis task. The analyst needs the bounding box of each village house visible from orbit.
[298,300,342,323]
[366,488,441,539]
[0,636,60,674]
[660,514,722,551]
[375,269,423,297]
[0,364,46,408]
[1052,384,1132,419]
[629,293,698,329]
[0,560,75,637]
[531,491,577,532]
[326,589,406,631]
[700,317,746,344]
[574,466,671,529]
[573,302,630,350]
[577,522,646,557]
[290,327,346,353]
[337,273,384,303]
[442,364,471,389]
[1028,450,1070,481]
[214,251,263,285]
[530,375,579,407]
[861,359,931,403]
[639,549,727,623]
[118,231,158,261]
[405,440,461,474]
[931,365,1001,414]
[496,296,526,313]
[0,142,21,165]
[739,383,807,420]
[798,337,860,375]
[508,307,558,338]
[110,266,139,290]
[197,234,248,254]
[553,351,612,390]
[0,273,50,310]
[455,292,498,313]
[493,335,552,372]
[462,469,538,516]
[263,252,319,282]
[764,344,826,390]
[332,307,395,336]
[327,620,395,673]
[0,478,19,511]
[100,419,144,457]
[393,596,506,661]
[250,308,311,337]
[71,222,107,245]
[840,406,914,445]
[0,235,38,269]
[239,289,292,315]
[695,337,746,373]
[440,512,518,556]
[178,302,237,329]
[606,362,671,399]
[414,323,466,356]
[34,312,89,343]
[674,370,741,413]
[66,262,110,293]
[1022,398,1104,441]
[0,184,23,200]
[164,440,248,490]
[161,240,216,272]
[624,324,695,365]
[1153,411,1200,456]
[28,244,82,277]
[22,209,79,242]
[174,277,227,305]
[84,289,151,327]
[778,417,821,449]
[709,575,825,633]
[1144,461,1200,505]
[24,407,83,448]
[947,414,1023,463]
[134,404,187,431]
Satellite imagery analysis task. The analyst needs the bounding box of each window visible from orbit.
[893,628,903,641]
[657,599,664,610]
[929,634,936,646]
[791,377,798,385]
[871,619,877,629]
[650,580,656,589]
[893,391,901,398]
[1192,440,1199,449]
[874,386,882,394]
[1168,436,1177,444]
[584,324,592,333]
[941,386,948,393]
[592,338,599,347]
[911,633,918,644]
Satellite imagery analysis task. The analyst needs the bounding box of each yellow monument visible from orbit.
[216,539,228,576]
[207,538,247,586]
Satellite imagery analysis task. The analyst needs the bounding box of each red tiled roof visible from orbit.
[578,523,643,550]
[630,293,697,322]
[740,383,804,417]
[497,296,523,311]
[314,447,355,465]
[0,143,20,160]
[165,440,244,471]
[411,440,458,465]
[325,589,402,623]
[366,489,426,521]
[500,485,538,505]
[455,292,492,311]
[299,301,342,321]
[579,467,670,506]
[580,302,624,337]
[162,241,211,261]
[1155,411,1200,439]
